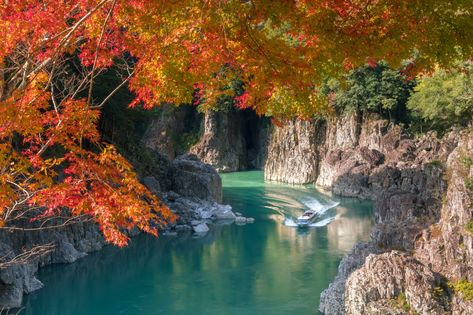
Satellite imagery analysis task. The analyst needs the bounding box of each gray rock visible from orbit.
[246,218,255,223]
[345,251,445,315]
[193,223,209,234]
[143,104,200,160]
[264,119,325,184]
[189,109,248,172]
[235,217,247,224]
[213,204,236,220]
[170,154,223,202]
[55,241,87,264]
[0,283,23,309]
[320,242,376,315]
[142,176,161,194]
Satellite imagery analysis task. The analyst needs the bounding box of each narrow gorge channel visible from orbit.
[22,171,372,315]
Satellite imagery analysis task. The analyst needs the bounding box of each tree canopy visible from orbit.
[324,62,414,121]
[0,0,472,247]
[408,63,473,133]
[2,0,473,115]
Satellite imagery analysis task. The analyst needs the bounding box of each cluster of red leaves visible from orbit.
[31,147,174,246]
[0,0,472,246]
[0,73,175,246]
[2,1,473,114]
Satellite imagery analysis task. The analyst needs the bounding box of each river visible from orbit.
[23,171,372,315]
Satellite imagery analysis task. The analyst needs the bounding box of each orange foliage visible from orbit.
[0,0,472,245]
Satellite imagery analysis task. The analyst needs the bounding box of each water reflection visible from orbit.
[23,171,372,315]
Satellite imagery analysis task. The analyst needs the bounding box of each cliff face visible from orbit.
[189,109,269,172]
[341,133,473,315]
[263,114,363,185]
[264,119,325,184]
[144,107,269,173]
[143,104,201,160]
[189,109,248,172]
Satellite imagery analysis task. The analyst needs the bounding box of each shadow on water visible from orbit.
[23,171,373,315]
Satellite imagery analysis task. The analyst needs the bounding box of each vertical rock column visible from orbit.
[264,119,325,184]
[190,109,248,172]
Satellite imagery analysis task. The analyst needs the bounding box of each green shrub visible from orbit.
[452,279,473,301]
[465,220,473,234]
[397,293,412,312]
[425,159,443,169]
[407,63,473,134]
[325,62,415,122]
[465,179,473,191]
[460,156,473,168]
[171,130,200,152]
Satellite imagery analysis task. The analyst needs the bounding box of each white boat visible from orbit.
[296,210,318,227]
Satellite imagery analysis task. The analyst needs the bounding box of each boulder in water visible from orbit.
[235,217,247,224]
[246,217,255,223]
[193,223,210,234]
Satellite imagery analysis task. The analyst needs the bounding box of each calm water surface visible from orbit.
[24,171,372,315]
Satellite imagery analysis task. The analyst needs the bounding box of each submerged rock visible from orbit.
[235,216,247,224]
[193,223,210,234]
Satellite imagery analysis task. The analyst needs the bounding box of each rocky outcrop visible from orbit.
[319,242,378,315]
[414,133,473,282]
[170,154,222,203]
[189,109,269,172]
[324,113,362,151]
[264,119,325,184]
[143,105,271,173]
[0,221,106,308]
[261,111,470,314]
[189,109,248,172]
[143,104,201,160]
[0,150,231,308]
[320,128,472,314]
[345,251,446,315]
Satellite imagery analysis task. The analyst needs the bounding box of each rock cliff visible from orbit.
[189,109,248,172]
[189,109,269,172]
[144,106,269,173]
[318,128,473,315]
[264,119,325,184]
[143,104,201,160]
[260,112,471,314]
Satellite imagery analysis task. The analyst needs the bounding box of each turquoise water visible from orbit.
[23,171,372,315]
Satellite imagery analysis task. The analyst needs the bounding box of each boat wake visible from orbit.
[283,218,299,227]
[300,197,339,215]
[283,216,335,227]
[283,196,339,228]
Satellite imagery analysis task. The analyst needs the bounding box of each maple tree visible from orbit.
[0,0,472,259]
